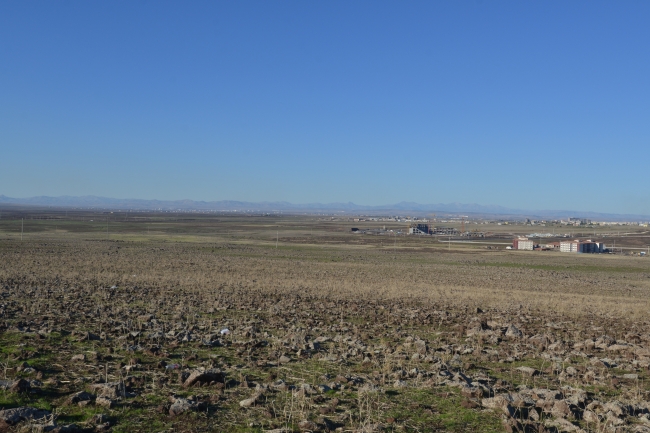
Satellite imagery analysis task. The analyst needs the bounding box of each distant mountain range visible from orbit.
[0,195,648,221]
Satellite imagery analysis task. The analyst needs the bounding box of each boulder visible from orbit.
[89,382,126,399]
[582,410,600,423]
[544,418,585,432]
[183,369,224,388]
[96,397,114,409]
[603,400,629,417]
[551,400,572,418]
[239,393,262,408]
[67,391,95,405]
[9,379,30,393]
[0,407,50,429]
[482,394,516,416]
[460,385,483,399]
[505,325,523,338]
[168,397,205,416]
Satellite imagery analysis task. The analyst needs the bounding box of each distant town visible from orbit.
[347,215,649,256]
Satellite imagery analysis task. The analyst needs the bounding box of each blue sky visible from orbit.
[1,1,649,214]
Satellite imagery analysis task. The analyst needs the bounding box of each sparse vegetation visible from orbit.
[0,211,648,432]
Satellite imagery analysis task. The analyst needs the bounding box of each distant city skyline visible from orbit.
[1,2,649,214]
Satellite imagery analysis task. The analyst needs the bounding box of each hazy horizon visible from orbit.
[2,193,650,220]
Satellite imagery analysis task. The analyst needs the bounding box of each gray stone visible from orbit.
[582,410,600,423]
[516,366,539,377]
[96,397,114,409]
[239,393,262,408]
[67,391,95,405]
[89,382,126,399]
[551,400,571,418]
[183,369,224,388]
[505,325,523,338]
[169,398,197,416]
[0,378,31,393]
[0,407,50,428]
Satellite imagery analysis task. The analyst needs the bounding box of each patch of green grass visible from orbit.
[0,332,26,355]
[144,393,167,404]
[383,387,504,432]
[0,391,53,412]
[56,403,104,424]
[111,408,174,433]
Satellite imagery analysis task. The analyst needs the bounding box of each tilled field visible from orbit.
[0,235,649,433]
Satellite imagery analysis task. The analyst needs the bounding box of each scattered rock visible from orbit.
[89,382,126,399]
[505,325,523,338]
[183,369,225,388]
[239,393,262,408]
[67,390,95,405]
[0,378,31,393]
[0,407,50,429]
[582,410,599,423]
[169,398,204,416]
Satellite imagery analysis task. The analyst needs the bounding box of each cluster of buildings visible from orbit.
[519,217,649,227]
[559,240,606,253]
[567,218,591,225]
[511,237,606,253]
[350,216,432,223]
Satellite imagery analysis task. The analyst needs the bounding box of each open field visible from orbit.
[0,211,649,432]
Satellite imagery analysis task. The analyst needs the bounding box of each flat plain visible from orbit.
[0,210,649,433]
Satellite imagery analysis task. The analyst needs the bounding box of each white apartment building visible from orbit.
[560,241,579,253]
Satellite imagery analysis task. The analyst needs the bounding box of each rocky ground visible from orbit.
[0,230,649,432]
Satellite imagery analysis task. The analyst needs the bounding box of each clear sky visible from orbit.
[1,1,649,214]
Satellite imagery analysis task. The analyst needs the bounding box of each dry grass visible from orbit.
[0,213,648,432]
[1,232,648,318]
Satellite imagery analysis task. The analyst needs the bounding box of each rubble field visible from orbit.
[0,217,649,432]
